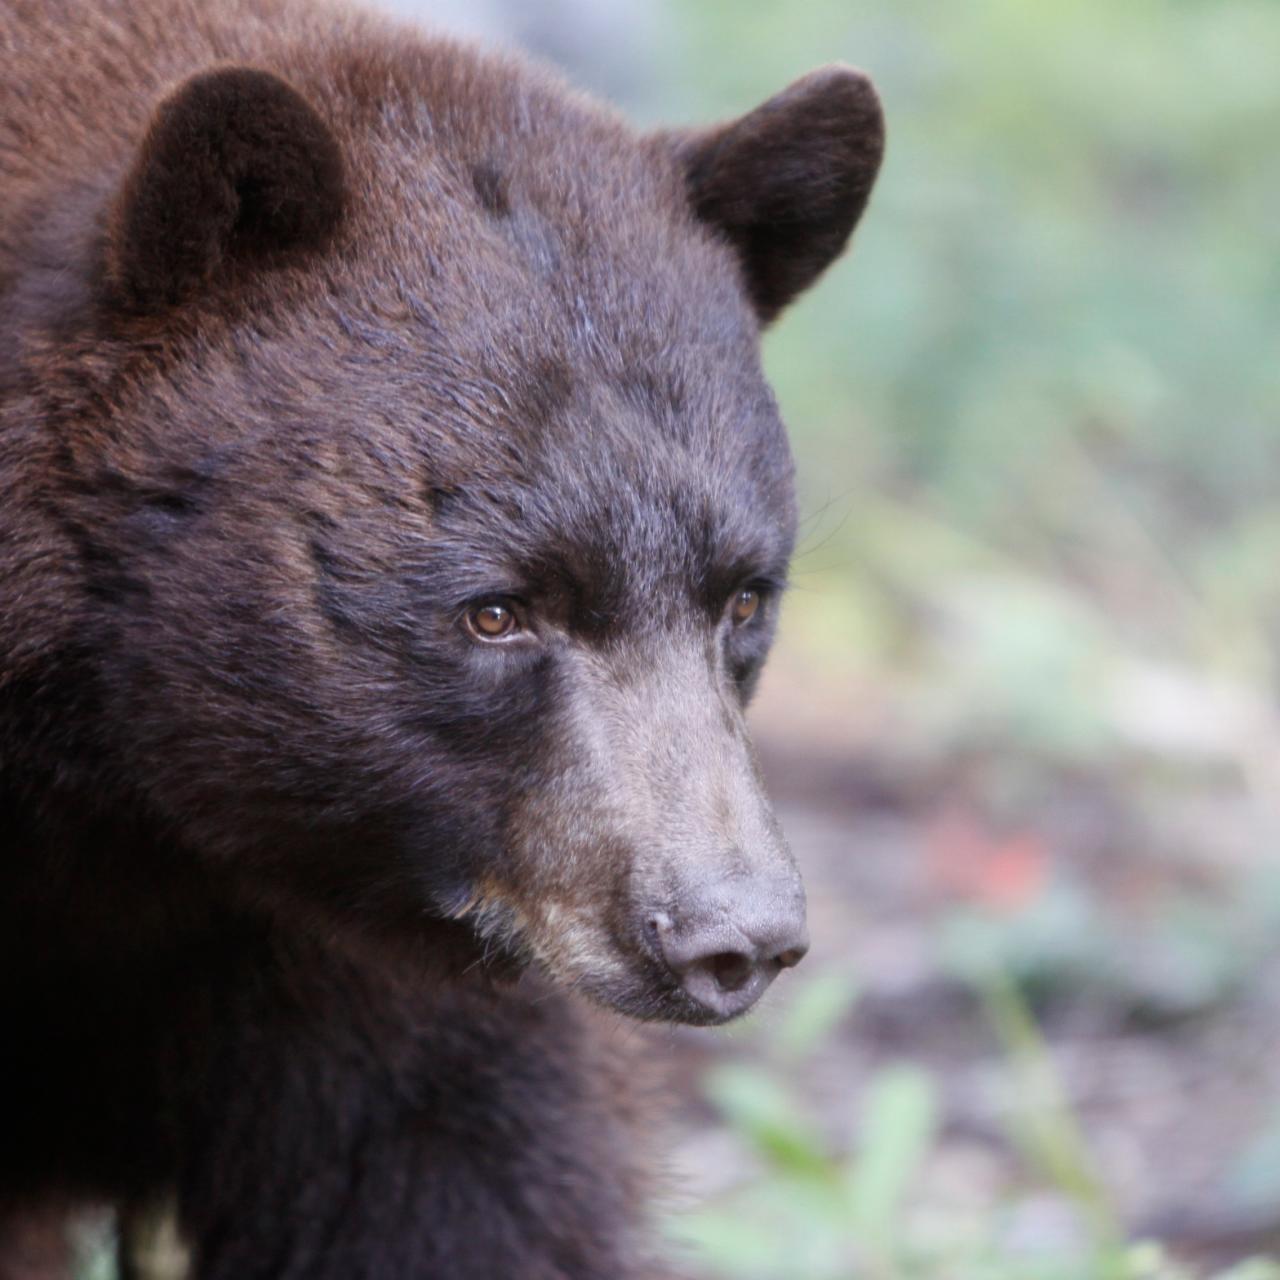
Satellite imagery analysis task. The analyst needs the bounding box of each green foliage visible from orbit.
[937,868,1280,1021]
[843,1067,938,1262]
[673,969,1280,1280]
[684,1060,938,1280]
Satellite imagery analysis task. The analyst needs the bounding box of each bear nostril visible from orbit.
[646,886,807,1022]
[706,950,754,994]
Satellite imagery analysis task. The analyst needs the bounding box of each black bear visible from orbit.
[0,0,884,1275]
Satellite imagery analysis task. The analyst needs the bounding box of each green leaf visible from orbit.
[704,1063,834,1180]
[846,1065,938,1249]
[774,969,860,1063]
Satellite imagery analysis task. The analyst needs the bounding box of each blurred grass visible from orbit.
[671,966,1280,1280]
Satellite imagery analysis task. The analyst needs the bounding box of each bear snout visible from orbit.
[643,875,808,1023]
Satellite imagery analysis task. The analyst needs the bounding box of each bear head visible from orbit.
[24,35,884,1025]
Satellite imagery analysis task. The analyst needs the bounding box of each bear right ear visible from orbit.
[666,66,885,325]
[106,67,346,313]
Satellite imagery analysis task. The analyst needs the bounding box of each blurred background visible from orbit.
[381,1,1280,1277]
[87,1,1280,1277]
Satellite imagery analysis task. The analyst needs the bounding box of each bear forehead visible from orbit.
[289,332,793,600]
[422,386,796,596]
[99,22,772,481]
[297,32,759,378]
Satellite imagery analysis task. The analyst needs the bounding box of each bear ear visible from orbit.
[107,67,345,313]
[667,66,885,324]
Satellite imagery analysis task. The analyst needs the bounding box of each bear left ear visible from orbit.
[666,66,885,324]
[107,67,346,313]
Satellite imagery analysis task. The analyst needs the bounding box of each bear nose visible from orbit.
[649,886,808,1022]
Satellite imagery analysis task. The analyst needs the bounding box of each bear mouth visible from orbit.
[571,967,765,1027]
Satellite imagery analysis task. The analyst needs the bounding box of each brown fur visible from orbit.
[0,1,883,1275]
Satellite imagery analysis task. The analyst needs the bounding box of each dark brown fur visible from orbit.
[0,1,883,1275]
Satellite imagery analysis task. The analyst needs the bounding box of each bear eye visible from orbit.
[729,588,761,626]
[464,601,520,642]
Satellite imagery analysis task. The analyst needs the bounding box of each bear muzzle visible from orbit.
[645,872,809,1022]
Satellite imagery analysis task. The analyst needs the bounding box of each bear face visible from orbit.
[10,38,883,1025]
